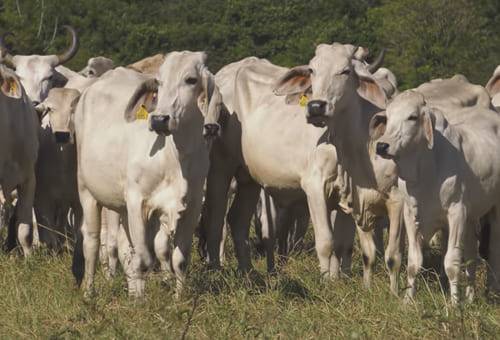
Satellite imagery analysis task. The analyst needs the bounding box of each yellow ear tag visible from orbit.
[299,94,308,107]
[136,105,149,120]
[9,80,17,95]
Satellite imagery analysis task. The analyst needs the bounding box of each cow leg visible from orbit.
[463,219,478,303]
[105,210,121,278]
[404,203,423,303]
[444,203,466,305]
[99,210,109,273]
[154,225,174,282]
[289,201,310,253]
[487,206,500,298]
[203,165,234,269]
[126,195,153,298]
[259,191,277,272]
[79,188,102,297]
[385,197,405,296]
[16,177,36,256]
[332,209,355,277]
[227,180,260,272]
[356,226,376,289]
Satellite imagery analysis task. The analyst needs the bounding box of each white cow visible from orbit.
[33,88,81,250]
[274,43,404,293]
[201,56,357,279]
[0,26,79,105]
[375,90,500,303]
[73,51,221,298]
[0,64,39,255]
[79,57,114,78]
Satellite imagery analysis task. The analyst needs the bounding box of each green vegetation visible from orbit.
[0,235,499,338]
[1,0,500,88]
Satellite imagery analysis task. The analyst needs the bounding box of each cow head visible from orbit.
[35,88,80,144]
[79,56,114,78]
[0,65,22,99]
[373,91,435,160]
[274,43,386,127]
[0,26,79,105]
[124,51,222,138]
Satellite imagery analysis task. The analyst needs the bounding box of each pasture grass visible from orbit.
[0,230,499,339]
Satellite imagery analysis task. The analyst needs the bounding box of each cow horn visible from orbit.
[56,25,79,65]
[367,48,386,74]
[0,32,16,69]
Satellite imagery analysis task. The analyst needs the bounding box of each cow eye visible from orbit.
[185,77,197,85]
[340,69,351,76]
[408,115,418,121]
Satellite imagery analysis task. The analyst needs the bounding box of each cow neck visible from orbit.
[396,143,437,198]
[171,112,205,155]
[328,95,378,190]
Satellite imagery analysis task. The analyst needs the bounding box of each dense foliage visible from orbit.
[0,0,499,89]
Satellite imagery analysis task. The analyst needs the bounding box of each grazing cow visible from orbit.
[33,88,81,250]
[273,43,404,293]
[0,26,79,105]
[0,65,39,255]
[375,90,500,303]
[79,57,114,78]
[73,51,221,298]
[201,56,356,278]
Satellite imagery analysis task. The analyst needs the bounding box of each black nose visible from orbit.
[54,132,71,144]
[376,142,389,156]
[307,100,327,117]
[149,114,171,135]
[203,123,220,138]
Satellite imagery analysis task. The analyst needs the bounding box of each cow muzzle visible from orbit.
[203,123,220,139]
[54,131,71,144]
[306,100,327,127]
[149,115,172,136]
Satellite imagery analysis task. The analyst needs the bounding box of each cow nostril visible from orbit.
[149,114,171,135]
[376,142,390,156]
[307,100,327,116]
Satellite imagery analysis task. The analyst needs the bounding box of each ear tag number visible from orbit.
[299,94,308,107]
[136,105,149,120]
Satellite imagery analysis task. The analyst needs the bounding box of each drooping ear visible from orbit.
[273,65,312,96]
[0,66,22,99]
[486,68,500,97]
[197,67,215,116]
[369,111,387,141]
[353,61,387,109]
[124,78,159,122]
[284,86,312,105]
[421,107,435,149]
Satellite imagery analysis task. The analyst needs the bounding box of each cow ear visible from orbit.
[369,111,387,141]
[284,87,312,105]
[357,76,386,109]
[124,79,159,122]
[0,68,22,99]
[422,107,434,149]
[197,67,215,117]
[486,69,500,97]
[273,65,312,96]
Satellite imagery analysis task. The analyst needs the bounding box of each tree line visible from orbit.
[0,0,499,89]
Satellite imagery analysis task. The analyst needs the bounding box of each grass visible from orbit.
[0,229,499,339]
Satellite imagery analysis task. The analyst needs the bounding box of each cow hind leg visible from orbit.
[487,206,500,298]
[105,210,121,278]
[16,177,36,256]
[463,219,478,303]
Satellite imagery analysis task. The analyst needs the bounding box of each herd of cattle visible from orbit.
[1,26,500,304]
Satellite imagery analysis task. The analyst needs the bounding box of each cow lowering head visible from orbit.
[79,56,114,78]
[35,88,80,144]
[372,90,435,160]
[0,26,79,105]
[273,43,386,127]
[125,51,222,138]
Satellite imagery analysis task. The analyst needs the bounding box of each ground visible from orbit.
[0,230,499,339]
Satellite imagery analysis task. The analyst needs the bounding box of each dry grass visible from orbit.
[0,229,499,339]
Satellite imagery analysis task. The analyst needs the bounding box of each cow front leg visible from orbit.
[332,209,355,277]
[385,196,405,296]
[154,226,174,283]
[259,191,278,272]
[404,203,423,303]
[16,176,36,256]
[463,219,478,303]
[105,209,121,278]
[445,203,466,305]
[486,206,500,298]
[356,226,376,289]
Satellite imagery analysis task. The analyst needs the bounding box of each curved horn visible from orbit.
[56,25,79,65]
[0,32,16,69]
[367,48,386,74]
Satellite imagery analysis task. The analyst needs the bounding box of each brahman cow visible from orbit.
[72,51,221,298]
[0,26,79,105]
[273,43,404,293]
[201,56,357,278]
[0,64,39,255]
[79,56,114,78]
[375,90,500,303]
